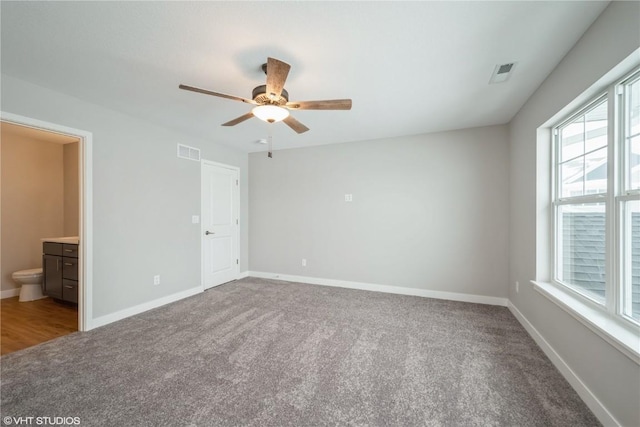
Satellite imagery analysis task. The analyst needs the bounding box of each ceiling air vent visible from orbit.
[489,62,516,84]
[177,143,200,162]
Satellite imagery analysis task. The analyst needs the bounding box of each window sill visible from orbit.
[531,280,640,365]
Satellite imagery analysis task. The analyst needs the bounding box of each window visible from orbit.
[552,69,640,326]
[620,72,640,322]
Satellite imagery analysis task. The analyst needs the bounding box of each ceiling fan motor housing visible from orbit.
[252,84,289,105]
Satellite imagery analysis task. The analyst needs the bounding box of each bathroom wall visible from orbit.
[63,142,79,236]
[0,126,64,293]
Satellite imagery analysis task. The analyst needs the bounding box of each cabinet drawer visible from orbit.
[62,279,78,304]
[43,242,62,256]
[62,257,78,281]
[62,244,78,258]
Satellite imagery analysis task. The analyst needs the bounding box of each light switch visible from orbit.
[192,215,200,224]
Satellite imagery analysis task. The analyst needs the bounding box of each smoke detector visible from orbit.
[489,62,516,84]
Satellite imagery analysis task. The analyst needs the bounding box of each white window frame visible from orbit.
[536,67,640,364]
[617,70,640,322]
[552,94,609,309]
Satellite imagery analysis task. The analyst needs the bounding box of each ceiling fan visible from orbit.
[179,57,352,134]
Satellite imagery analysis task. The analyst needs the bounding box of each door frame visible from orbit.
[200,159,240,290]
[1,111,93,331]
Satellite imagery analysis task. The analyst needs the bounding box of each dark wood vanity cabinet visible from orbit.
[43,252,63,299]
[43,242,78,304]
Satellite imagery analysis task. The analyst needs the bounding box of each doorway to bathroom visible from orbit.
[0,113,93,354]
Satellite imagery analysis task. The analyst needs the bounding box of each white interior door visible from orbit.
[201,161,239,289]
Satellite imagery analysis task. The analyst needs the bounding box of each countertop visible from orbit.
[41,236,79,244]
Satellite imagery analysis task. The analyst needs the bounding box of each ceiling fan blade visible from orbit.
[265,57,291,100]
[285,99,352,110]
[179,84,257,105]
[283,115,310,134]
[221,112,254,127]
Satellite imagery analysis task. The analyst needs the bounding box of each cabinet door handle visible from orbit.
[64,285,74,289]
[64,249,74,253]
[56,259,60,271]
[64,262,73,266]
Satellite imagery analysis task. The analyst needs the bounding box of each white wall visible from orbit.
[250,125,509,299]
[1,75,249,319]
[509,2,640,426]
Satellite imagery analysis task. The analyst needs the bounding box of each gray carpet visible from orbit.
[1,277,599,426]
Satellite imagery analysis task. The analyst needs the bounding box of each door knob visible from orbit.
[205,231,215,235]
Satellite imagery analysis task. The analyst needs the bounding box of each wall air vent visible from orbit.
[177,143,200,161]
[489,62,516,84]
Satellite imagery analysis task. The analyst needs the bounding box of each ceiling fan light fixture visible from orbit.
[252,105,290,123]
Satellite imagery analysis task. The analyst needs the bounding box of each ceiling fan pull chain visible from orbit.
[268,124,273,158]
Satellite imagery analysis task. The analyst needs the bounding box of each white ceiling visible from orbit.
[1,1,608,153]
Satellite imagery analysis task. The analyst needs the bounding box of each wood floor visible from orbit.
[1,296,77,355]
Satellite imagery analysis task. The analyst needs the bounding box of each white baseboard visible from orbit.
[89,286,202,330]
[237,271,250,279]
[508,301,619,427]
[1,287,21,299]
[247,271,508,307]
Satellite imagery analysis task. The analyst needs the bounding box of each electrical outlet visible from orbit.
[302,258,307,267]
[515,281,519,293]
[344,194,353,202]
[154,275,160,286]
[192,215,200,224]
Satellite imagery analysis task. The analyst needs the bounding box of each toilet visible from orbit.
[12,268,45,302]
